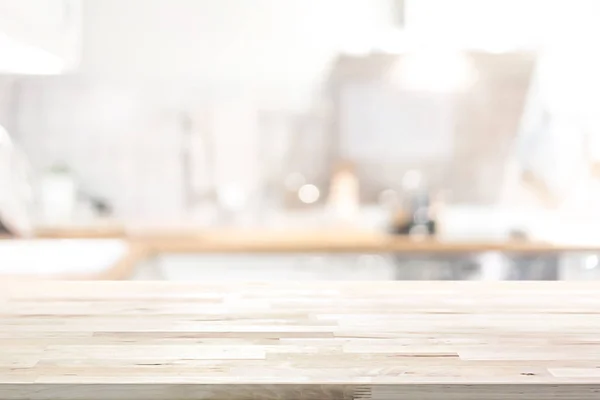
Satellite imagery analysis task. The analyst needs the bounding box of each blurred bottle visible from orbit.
[327,160,359,222]
[392,170,437,237]
[39,164,77,225]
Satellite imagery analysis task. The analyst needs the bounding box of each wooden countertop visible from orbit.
[27,225,600,253]
[106,230,600,280]
[2,281,600,399]
[134,230,600,254]
[4,227,599,280]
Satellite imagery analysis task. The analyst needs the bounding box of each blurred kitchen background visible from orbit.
[2,0,600,281]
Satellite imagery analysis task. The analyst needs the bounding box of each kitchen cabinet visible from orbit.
[0,0,81,74]
[132,253,600,282]
[136,254,397,281]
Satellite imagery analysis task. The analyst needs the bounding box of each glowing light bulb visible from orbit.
[298,184,320,204]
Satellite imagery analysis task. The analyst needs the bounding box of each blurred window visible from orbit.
[404,0,600,52]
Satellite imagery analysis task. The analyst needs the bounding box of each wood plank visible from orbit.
[1,282,600,399]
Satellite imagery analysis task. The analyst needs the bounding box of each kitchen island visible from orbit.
[2,281,600,399]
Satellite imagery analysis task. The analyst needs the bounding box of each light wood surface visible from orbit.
[34,224,126,239]
[2,281,600,399]
[29,226,600,253]
[136,231,600,254]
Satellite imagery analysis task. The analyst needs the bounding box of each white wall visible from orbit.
[80,0,395,109]
[0,78,14,126]
[12,0,396,222]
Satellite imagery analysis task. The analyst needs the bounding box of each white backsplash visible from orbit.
[10,78,275,222]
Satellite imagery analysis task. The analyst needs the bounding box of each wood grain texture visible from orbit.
[2,281,600,399]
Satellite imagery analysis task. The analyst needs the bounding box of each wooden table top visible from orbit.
[2,281,600,399]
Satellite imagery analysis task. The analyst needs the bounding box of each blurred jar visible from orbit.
[39,164,77,225]
[392,170,437,237]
